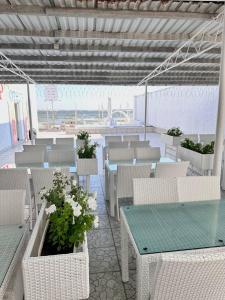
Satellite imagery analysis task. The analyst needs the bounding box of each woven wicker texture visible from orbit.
[0,190,25,225]
[0,169,31,205]
[133,177,178,205]
[117,165,152,198]
[55,138,74,145]
[23,145,47,152]
[123,135,139,142]
[152,252,225,300]
[108,148,134,161]
[31,168,71,204]
[51,144,74,151]
[23,202,89,300]
[178,176,220,202]
[77,158,98,176]
[105,135,122,146]
[130,141,150,148]
[108,141,129,149]
[47,150,75,165]
[35,138,54,145]
[0,225,25,287]
[135,147,161,160]
[122,199,225,255]
[15,151,45,165]
[155,161,189,178]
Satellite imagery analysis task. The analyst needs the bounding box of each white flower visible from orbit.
[94,216,99,228]
[65,194,73,205]
[46,192,50,197]
[72,202,82,217]
[45,204,56,215]
[88,196,97,211]
[72,179,77,186]
[39,188,46,196]
[55,167,61,172]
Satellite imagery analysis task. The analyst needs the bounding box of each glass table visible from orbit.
[105,157,175,217]
[120,199,225,299]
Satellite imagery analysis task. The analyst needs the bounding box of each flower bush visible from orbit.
[181,138,215,154]
[77,140,99,159]
[77,130,90,141]
[40,171,98,253]
[167,127,183,137]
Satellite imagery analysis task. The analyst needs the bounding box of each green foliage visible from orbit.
[167,127,183,137]
[77,130,90,141]
[77,140,99,159]
[181,138,214,154]
[40,172,96,252]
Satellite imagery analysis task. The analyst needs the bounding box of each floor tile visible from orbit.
[89,272,126,300]
[88,229,114,248]
[123,270,136,300]
[95,215,110,229]
[89,247,120,273]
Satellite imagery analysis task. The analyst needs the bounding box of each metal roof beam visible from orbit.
[0,5,216,21]
[5,55,220,65]
[0,43,221,55]
[0,29,219,43]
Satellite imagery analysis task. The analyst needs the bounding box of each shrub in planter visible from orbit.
[77,140,98,159]
[181,138,214,154]
[77,130,90,141]
[40,171,98,254]
[167,127,183,137]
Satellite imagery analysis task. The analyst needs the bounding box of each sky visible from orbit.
[35,84,164,111]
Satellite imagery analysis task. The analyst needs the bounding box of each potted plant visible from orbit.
[22,171,98,300]
[161,127,184,146]
[76,130,90,148]
[178,138,214,173]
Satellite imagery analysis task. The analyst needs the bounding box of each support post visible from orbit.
[144,81,148,141]
[27,82,33,141]
[213,9,225,176]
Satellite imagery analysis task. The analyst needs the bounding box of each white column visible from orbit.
[213,10,225,176]
[144,81,148,140]
[27,82,33,141]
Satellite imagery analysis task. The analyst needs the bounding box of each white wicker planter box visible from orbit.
[77,158,98,176]
[22,202,89,300]
[161,134,183,146]
[178,146,214,172]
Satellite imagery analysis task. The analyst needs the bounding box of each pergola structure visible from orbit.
[0,0,224,85]
[1,0,225,177]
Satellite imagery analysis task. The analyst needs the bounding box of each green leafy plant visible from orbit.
[167,127,183,137]
[40,171,98,253]
[181,138,214,154]
[77,130,90,141]
[77,140,99,159]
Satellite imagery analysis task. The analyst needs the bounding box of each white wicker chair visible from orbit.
[151,252,225,300]
[105,135,122,146]
[135,147,161,160]
[0,190,26,225]
[115,165,151,219]
[52,144,74,151]
[130,141,150,148]
[0,190,28,300]
[0,169,32,229]
[133,177,178,205]
[23,145,47,152]
[35,138,54,145]
[108,148,134,162]
[47,150,75,166]
[123,135,139,142]
[31,168,71,206]
[103,141,129,166]
[177,176,220,202]
[55,138,74,145]
[155,161,189,178]
[15,151,45,166]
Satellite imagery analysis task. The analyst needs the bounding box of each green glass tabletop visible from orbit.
[122,200,225,255]
[0,225,25,286]
[107,157,174,172]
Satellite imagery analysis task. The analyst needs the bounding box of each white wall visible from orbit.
[134,86,219,134]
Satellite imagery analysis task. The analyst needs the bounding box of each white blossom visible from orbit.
[88,196,97,210]
[65,195,73,206]
[72,202,82,217]
[45,204,56,215]
[39,188,46,196]
[94,216,99,228]
[72,179,77,186]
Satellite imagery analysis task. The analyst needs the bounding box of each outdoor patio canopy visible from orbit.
[0,0,224,86]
